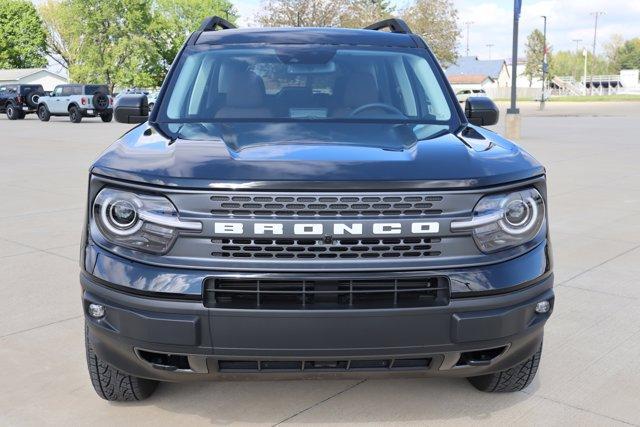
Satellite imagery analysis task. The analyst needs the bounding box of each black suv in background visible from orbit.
[83,17,554,401]
[0,84,45,119]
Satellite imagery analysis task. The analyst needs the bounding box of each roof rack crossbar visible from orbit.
[364,18,412,34]
[198,16,236,32]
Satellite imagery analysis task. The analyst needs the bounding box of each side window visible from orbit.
[53,86,63,96]
[61,86,73,96]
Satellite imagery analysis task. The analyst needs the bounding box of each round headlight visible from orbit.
[99,195,142,236]
[108,200,138,229]
[504,199,530,227]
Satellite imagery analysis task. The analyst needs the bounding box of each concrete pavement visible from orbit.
[1,104,639,426]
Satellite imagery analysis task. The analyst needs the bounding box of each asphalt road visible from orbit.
[1,103,639,426]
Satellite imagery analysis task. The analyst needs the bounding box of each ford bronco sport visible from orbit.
[82,17,553,401]
[38,84,113,123]
[0,84,44,119]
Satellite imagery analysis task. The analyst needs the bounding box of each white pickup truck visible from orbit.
[37,84,113,123]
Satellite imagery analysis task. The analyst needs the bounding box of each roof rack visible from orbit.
[198,16,236,32]
[364,18,412,34]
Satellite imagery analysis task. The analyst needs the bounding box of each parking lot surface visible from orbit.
[1,103,639,426]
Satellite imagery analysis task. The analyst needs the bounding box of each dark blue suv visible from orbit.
[82,17,553,401]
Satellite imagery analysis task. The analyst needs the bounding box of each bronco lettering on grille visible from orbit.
[213,222,440,236]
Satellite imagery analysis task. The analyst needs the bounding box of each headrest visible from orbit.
[226,71,266,108]
[343,72,379,107]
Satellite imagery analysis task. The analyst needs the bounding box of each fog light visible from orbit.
[88,303,105,318]
[535,300,550,314]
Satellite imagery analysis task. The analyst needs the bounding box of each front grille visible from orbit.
[212,237,442,259]
[217,358,431,372]
[204,277,449,310]
[210,194,444,217]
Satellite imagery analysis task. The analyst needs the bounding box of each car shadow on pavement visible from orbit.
[112,376,537,424]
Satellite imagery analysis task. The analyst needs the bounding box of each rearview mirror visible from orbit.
[114,94,149,124]
[464,97,499,126]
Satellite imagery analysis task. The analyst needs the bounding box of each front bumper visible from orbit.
[82,265,553,382]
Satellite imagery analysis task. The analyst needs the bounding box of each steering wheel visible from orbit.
[350,103,406,117]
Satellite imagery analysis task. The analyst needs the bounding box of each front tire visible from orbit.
[85,325,158,401]
[467,343,542,393]
[69,106,82,123]
[38,105,51,122]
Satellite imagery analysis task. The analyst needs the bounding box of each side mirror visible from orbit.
[464,97,499,126]
[114,94,149,124]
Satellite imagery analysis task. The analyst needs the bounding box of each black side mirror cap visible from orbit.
[114,94,149,124]
[464,97,499,126]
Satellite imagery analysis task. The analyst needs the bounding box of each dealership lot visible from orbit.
[1,103,639,426]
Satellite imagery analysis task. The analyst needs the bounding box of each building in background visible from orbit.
[0,68,68,91]
[445,56,510,88]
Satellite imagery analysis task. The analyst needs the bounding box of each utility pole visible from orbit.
[572,39,582,80]
[572,39,582,52]
[540,16,548,110]
[464,21,474,56]
[589,11,605,95]
[506,0,522,141]
[583,47,588,95]
[486,44,494,60]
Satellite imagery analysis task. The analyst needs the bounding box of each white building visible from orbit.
[0,68,68,91]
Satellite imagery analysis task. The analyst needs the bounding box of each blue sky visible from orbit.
[235,0,640,60]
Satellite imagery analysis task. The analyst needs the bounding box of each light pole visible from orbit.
[506,0,522,141]
[464,21,474,56]
[540,16,548,110]
[589,11,605,95]
[486,44,494,60]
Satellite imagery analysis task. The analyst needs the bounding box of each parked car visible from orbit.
[456,88,488,103]
[82,17,553,401]
[37,84,113,123]
[0,84,45,119]
[147,90,159,111]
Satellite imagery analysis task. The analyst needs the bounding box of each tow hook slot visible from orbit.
[137,350,192,372]
[456,346,507,367]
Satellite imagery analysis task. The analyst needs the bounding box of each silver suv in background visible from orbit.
[37,84,113,123]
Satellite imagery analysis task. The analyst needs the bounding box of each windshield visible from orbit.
[156,45,456,126]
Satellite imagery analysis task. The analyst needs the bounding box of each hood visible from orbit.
[92,122,544,190]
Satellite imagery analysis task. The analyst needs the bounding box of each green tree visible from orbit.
[149,0,237,84]
[339,0,395,28]
[524,29,551,86]
[0,0,47,68]
[39,0,157,91]
[616,38,640,71]
[550,50,612,81]
[256,0,344,27]
[401,0,459,66]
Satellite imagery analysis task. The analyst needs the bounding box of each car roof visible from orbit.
[195,27,419,48]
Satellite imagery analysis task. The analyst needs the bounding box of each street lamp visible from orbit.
[506,0,522,141]
[540,16,548,110]
[589,11,605,95]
